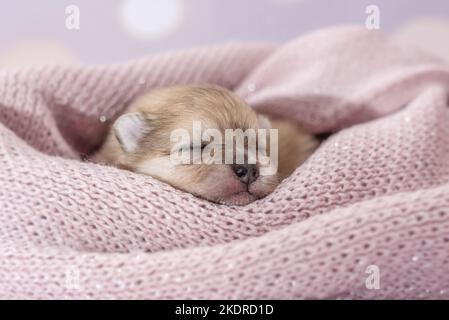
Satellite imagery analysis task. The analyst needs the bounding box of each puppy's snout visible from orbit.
[232,164,259,185]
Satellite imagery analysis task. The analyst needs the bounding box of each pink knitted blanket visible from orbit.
[1,26,449,300]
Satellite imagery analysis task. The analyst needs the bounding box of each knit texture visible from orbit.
[1,26,449,299]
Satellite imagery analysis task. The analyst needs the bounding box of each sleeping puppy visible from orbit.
[95,85,318,205]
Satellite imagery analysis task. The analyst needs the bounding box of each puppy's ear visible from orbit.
[258,114,272,130]
[113,112,150,153]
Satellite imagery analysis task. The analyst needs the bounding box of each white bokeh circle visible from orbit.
[118,0,182,40]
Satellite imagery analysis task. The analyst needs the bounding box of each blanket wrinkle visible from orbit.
[1,26,449,299]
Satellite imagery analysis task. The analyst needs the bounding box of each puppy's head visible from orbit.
[108,85,279,206]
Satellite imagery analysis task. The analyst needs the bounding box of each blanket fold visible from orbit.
[1,26,449,299]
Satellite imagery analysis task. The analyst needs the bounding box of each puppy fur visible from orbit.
[95,85,318,205]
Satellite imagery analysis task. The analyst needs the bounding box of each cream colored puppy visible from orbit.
[95,85,318,205]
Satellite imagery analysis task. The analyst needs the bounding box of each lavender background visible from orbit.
[0,0,448,66]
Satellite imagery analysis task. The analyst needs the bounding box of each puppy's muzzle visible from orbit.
[232,164,259,185]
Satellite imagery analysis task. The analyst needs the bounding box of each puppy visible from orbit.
[95,85,318,205]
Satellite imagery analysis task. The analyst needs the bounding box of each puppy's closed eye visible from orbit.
[189,142,208,151]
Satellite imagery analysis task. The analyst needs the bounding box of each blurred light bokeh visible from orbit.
[0,0,448,67]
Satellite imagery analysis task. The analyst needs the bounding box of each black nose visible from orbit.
[232,164,259,184]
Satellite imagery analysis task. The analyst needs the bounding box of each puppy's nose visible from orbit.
[233,164,259,184]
